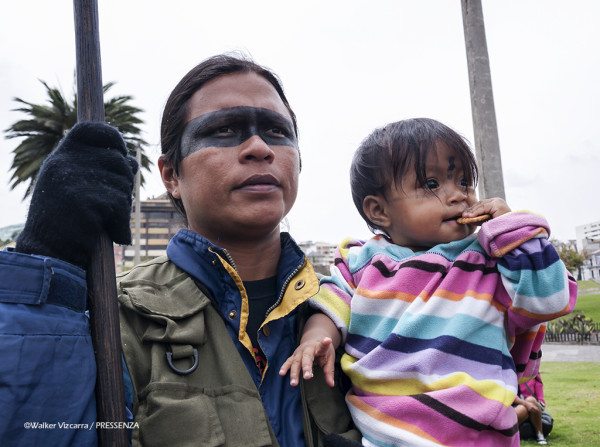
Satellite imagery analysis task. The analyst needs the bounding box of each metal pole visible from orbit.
[73,1,128,445]
[461,0,505,200]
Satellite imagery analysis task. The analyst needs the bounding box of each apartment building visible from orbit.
[122,194,185,269]
[576,220,600,281]
[297,240,337,274]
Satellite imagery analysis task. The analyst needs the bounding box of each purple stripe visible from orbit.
[349,344,517,384]
[347,333,515,370]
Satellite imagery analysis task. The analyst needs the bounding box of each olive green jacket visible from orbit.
[117,256,359,447]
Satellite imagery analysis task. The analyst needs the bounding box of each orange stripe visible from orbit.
[431,289,506,312]
[523,325,546,340]
[492,228,548,257]
[355,287,417,302]
[510,301,572,321]
[348,395,443,444]
[356,287,506,312]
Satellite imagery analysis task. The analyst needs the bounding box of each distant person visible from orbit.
[0,54,359,446]
[514,373,549,444]
[280,118,577,446]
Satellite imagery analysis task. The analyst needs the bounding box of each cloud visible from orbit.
[1,0,598,246]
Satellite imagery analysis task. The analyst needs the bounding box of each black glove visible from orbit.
[16,121,138,269]
[322,433,363,447]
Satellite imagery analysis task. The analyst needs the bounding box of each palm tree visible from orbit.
[4,79,152,199]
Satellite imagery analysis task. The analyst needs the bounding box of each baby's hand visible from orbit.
[279,337,336,387]
[461,197,511,221]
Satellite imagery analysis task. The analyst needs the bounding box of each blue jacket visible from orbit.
[1,232,357,447]
[0,249,97,446]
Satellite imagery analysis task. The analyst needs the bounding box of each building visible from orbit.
[576,220,600,252]
[122,194,185,269]
[583,245,600,282]
[576,220,600,281]
[298,241,337,274]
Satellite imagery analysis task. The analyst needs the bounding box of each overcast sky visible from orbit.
[1,0,598,245]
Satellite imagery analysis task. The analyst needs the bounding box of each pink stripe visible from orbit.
[349,389,519,446]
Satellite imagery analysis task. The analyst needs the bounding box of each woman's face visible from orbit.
[160,72,300,243]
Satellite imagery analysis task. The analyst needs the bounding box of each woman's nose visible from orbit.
[239,135,275,163]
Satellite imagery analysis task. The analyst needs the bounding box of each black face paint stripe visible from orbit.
[180,106,298,158]
[447,156,456,179]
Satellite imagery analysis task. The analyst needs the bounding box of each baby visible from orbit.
[281,118,576,446]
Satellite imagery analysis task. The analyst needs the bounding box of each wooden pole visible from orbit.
[461,0,506,200]
[134,144,141,266]
[73,1,128,445]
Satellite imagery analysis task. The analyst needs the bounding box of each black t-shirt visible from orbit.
[243,276,278,373]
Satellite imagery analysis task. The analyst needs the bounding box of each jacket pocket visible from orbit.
[136,382,274,447]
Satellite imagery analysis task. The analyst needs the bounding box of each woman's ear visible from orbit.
[158,155,181,199]
[363,195,392,230]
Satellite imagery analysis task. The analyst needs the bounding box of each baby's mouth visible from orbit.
[443,215,462,222]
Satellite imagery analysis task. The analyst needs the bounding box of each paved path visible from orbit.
[541,344,600,362]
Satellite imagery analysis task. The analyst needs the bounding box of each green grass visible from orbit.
[556,281,600,323]
[573,294,600,323]
[570,281,600,323]
[577,280,600,292]
[519,362,600,446]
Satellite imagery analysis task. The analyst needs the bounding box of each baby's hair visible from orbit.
[350,118,479,233]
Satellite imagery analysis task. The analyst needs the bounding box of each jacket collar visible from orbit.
[166,229,309,299]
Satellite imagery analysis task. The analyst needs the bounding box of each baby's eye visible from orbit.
[459,178,474,190]
[423,178,439,190]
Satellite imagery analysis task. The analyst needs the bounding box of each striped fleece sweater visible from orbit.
[310,212,577,446]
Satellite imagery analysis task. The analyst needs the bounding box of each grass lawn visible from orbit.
[573,293,600,323]
[557,281,600,323]
[519,362,600,446]
[577,280,600,293]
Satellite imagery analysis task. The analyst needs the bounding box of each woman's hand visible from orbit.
[16,122,138,269]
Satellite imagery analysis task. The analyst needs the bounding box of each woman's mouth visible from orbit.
[235,174,281,192]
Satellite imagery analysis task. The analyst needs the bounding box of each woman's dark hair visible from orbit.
[160,53,298,218]
[350,118,479,233]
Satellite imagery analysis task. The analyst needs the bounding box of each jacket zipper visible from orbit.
[265,264,302,318]
[221,248,238,272]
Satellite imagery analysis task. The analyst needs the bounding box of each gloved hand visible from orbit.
[16,121,138,269]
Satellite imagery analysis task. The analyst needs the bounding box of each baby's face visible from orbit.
[381,143,477,251]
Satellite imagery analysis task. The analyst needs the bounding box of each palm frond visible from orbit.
[4,77,152,200]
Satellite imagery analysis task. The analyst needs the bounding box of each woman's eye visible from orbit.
[267,127,286,137]
[424,179,439,190]
[214,126,234,136]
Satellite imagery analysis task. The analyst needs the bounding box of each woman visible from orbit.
[1,54,358,446]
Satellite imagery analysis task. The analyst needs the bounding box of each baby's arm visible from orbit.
[279,312,341,387]
[478,208,577,379]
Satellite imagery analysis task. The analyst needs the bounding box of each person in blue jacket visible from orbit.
[0,54,358,447]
